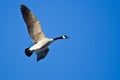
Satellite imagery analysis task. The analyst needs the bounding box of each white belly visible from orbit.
[29,38,53,51]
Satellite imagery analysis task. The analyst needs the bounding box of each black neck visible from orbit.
[53,36,63,41]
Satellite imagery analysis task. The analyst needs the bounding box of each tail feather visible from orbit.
[25,48,33,57]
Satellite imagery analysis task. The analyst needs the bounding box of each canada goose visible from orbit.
[20,4,69,62]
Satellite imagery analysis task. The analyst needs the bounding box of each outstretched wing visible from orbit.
[36,48,49,62]
[20,4,46,43]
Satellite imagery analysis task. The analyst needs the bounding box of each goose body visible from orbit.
[29,38,53,51]
[20,4,68,61]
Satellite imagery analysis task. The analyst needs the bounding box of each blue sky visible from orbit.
[0,0,120,80]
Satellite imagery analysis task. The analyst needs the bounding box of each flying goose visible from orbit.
[20,4,69,62]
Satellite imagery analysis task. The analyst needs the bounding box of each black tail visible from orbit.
[25,48,33,57]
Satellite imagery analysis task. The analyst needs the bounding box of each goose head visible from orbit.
[53,35,69,41]
[62,35,69,39]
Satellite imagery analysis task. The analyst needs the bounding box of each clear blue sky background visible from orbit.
[0,0,120,80]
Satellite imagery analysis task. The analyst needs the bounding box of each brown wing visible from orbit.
[20,4,46,43]
[36,48,49,62]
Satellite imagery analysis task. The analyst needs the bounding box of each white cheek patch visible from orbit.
[62,36,66,39]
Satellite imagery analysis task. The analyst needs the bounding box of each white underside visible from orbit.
[29,38,53,52]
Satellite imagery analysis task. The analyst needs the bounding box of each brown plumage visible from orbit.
[20,4,46,44]
[21,4,49,61]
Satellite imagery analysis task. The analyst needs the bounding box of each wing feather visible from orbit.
[36,48,49,62]
[20,4,46,43]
